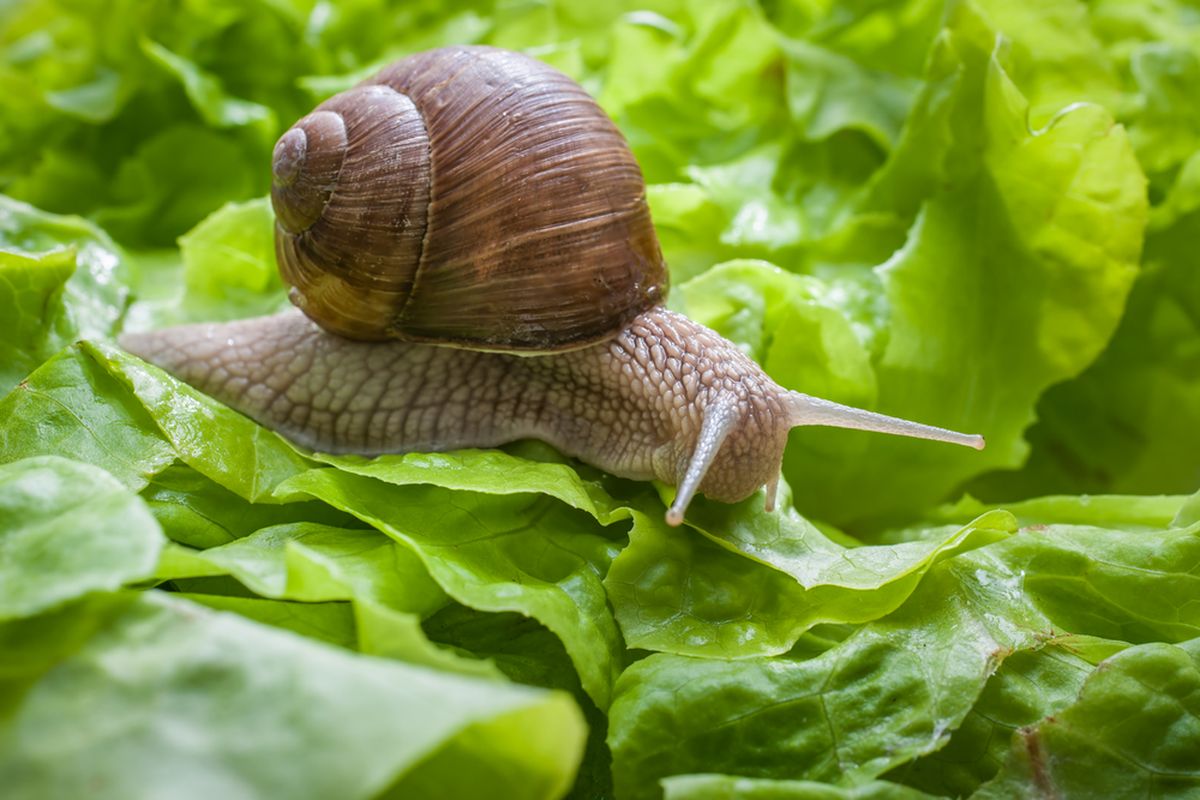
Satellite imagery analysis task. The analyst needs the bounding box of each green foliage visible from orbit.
[0,593,586,800]
[0,456,162,619]
[3,0,1200,797]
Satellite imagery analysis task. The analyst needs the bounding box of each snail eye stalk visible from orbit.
[665,397,739,527]
[786,392,985,450]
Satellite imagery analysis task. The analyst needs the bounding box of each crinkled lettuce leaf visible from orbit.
[663,774,937,799]
[965,0,1200,500]
[156,522,495,677]
[609,516,1200,797]
[0,592,586,800]
[779,6,1143,527]
[889,638,1125,797]
[974,151,1200,499]
[0,456,162,620]
[606,495,1014,656]
[276,468,628,709]
[0,196,130,394]
[974,638,1200,798]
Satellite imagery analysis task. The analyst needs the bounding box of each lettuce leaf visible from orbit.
[609,516,1200,796]
[778,6,1144,527]
[975,639,1200,798]
[663,774,937,799]
[0,456,162,620]
[276,469,627,709]
[606,499,1014,657]
[0,196,130,394]
[0,592,586,800]
[966,0,1200,500]
[889,639,1123,797]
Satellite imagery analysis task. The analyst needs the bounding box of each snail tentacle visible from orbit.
[665,394,739,526]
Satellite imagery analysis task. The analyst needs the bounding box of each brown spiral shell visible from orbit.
[270,45,668,351]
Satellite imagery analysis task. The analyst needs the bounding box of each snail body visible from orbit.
[120,45,983,526]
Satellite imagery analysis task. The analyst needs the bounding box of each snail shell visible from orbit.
[271,45,668,351]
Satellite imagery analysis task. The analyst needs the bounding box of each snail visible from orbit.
[119,45,984,527]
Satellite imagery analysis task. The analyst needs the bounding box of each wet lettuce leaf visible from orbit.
[276,469,628,709]
[606,498,1014,657]
[975,639,1200,798]
[888,635,1128,795]
[609,516,1200,797]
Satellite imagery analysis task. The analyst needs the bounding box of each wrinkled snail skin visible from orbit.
[120,45,986,526]
[119,307,983,525]
[117,307,793,506]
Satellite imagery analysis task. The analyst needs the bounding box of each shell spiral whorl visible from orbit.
[269,45,668,351]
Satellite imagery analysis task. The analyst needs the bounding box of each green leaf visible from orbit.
[780,38,920,150]
[609,515,1200,797]
[93,125,260,247]
[971,0,1122,127]
[276,468,627,708]
[1177,489,1200,529]
[88,340,313,499]
[975,639,1200,798]
[0,340,311,497]
[608,560,1050,800]
[425,605,616,799]
[153,520,495,676]
[0,456,162,620]
[175,196,290,320]
[764,7,1146,528]
[0,195,131,391]
[181,592,359,650]
[972,149,1200,500]
[0,592,587,800]
[663,774,938,799]
[0,347,177,489]
[140,462,351,549]
[606,502,1014,657]
[141,38,275,132]
[983,521,1200,644]
[0,248,77,395]
[315,448,630,524]
[883,493,1192,542]
[889,638,1123,796]
[156,522,446,614]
